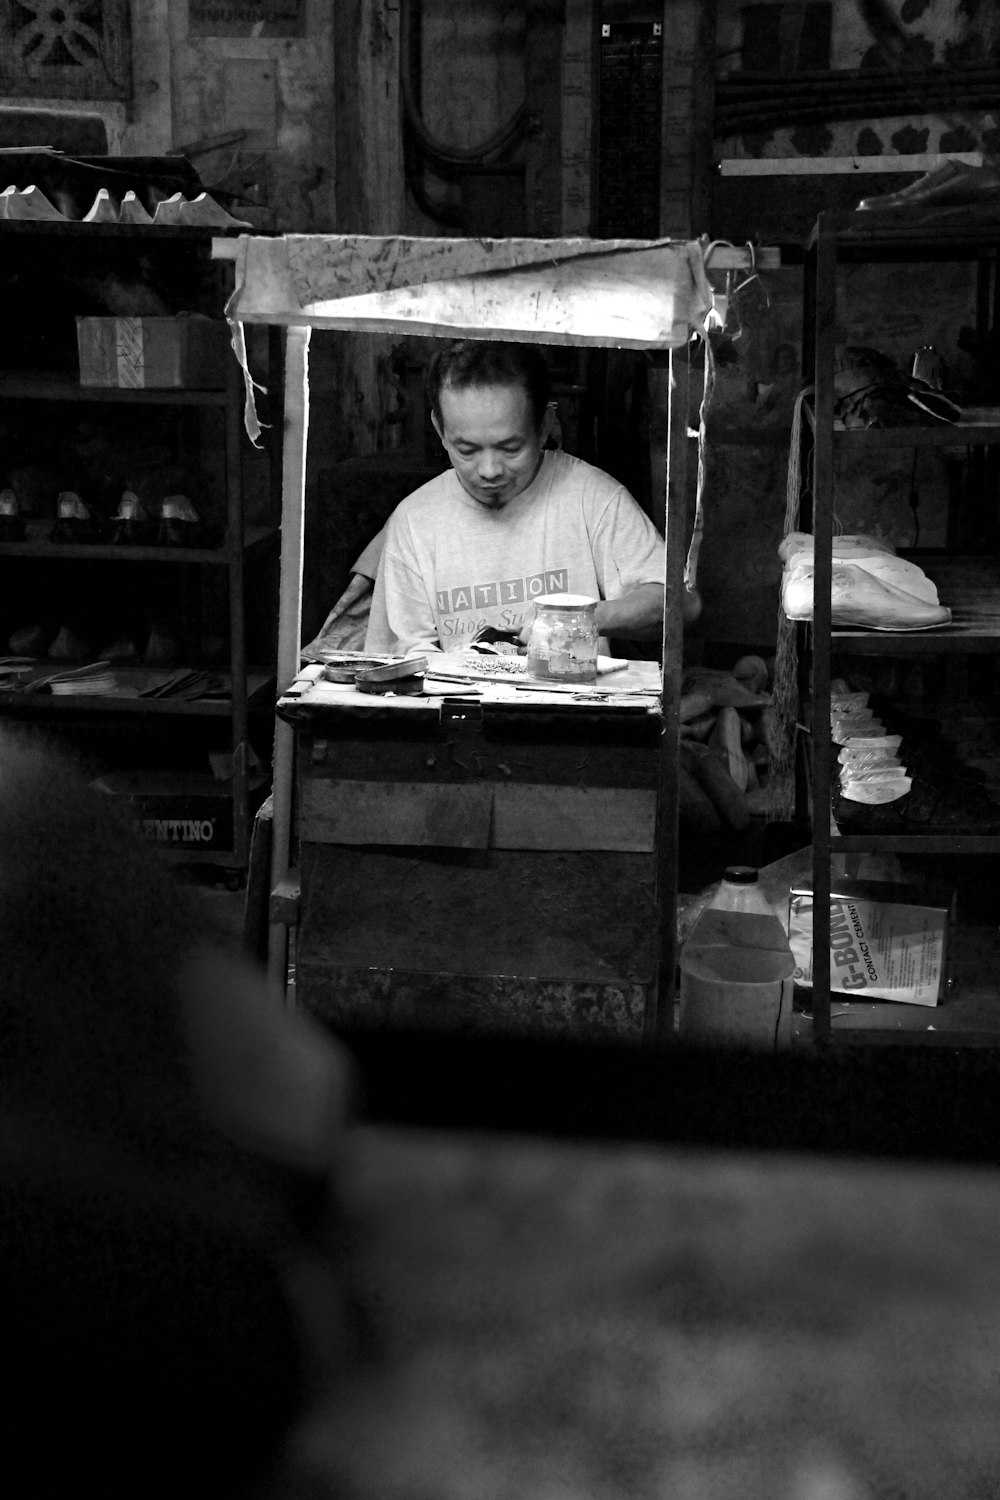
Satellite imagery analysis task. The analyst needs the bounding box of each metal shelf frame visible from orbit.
[802,210,1000,1043]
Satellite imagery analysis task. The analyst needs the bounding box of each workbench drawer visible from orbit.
[299,777,657,852]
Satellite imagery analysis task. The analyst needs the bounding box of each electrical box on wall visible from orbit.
[594,20,663,239]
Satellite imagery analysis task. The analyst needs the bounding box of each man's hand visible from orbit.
[681,584,703,625]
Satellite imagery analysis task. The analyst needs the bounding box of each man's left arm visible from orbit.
[595,578,701,639]
[592,486,702,639]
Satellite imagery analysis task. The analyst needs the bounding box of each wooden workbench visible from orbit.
[279,660,663,1040]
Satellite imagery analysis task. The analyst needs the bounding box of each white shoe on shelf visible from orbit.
[178,192,253,229]
[0,183,69,220]
[151,192,185,226]
[118,190,154,225]
[781,553,952,631]
[83,188,118,223]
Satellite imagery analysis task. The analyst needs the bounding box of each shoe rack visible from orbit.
[0,216,281,871]
[796,207,1000,1044]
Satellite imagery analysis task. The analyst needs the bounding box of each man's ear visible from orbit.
[539,401,557,447]
[430,410,444,445]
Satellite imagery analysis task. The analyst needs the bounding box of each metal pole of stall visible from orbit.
[267,324,311,992]
[649,338,690,1042]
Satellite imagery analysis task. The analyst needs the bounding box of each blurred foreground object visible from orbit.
[0,728,355,1499]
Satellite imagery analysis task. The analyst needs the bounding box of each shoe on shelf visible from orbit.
[835,733,1000,836]
[49,624,92,661]
[9,623,49,656]
[907,383,963,424]
[82,188,119,224]
[828,344,963,426]
[118,190,154,226]
[779,531,895,565]
[111,490,157,545]
[98,632,140,663]
[178,192,253,229]
[156,493,223,548]
[782,550,952,631]
[142,617,180,666]
[51,492,109,545]
[857,158,1000,213]
[150,190,252,229]
[0,183,69,220]
[151,192,185,226]
[0,487,25,541]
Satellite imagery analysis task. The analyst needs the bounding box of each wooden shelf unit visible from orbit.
[0,523,279,563]
[0,220,280,869]
[0,667,276,717]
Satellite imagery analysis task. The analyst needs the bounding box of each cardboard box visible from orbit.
[92,770,268,851]
[787,880,956,1007]
[76,313,229,389]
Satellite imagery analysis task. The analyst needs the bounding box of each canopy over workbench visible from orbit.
[223,232,723,345]
[215,231,773,1033]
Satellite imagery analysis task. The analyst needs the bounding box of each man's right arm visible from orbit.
[364,526,442,656]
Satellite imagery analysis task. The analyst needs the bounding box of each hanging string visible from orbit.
[227,315,269,448]
[685,326,715,597]
[782,384,812,538]
[765,383,814,821]
[684,237,756,600]
[225,269,269,448]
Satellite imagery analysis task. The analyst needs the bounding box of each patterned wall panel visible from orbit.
[0,0,131,101]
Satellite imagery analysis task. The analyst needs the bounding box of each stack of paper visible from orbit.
[27,660,114,695]
[51,671,116,696]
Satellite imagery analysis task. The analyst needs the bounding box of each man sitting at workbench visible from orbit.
[364,339,701,657]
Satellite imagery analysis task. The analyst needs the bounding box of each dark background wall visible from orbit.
[3,0,997,648]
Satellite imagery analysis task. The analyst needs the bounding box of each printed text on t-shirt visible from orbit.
[436,569,567,614]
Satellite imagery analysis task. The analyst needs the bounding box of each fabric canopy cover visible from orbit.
[230,232,711,344]
[225,232,715,441]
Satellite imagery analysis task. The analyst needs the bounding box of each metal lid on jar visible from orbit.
[532,593,597,610]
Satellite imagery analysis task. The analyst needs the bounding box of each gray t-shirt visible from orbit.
[365,449,665,655]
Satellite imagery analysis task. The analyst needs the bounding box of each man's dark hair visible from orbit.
[426,340,552,428]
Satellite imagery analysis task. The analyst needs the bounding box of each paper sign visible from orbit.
[188,1,305,38]
[115,318,146,389]
[788,890,950,1007]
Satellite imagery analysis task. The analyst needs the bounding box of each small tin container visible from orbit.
[525,593,599,683]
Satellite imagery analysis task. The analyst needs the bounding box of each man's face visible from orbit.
[433,381,553,510]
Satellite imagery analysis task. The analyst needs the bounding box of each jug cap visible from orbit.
[722,865,760,884]
[533,593,596,610]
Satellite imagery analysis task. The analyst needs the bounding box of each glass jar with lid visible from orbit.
[525,593,599,683]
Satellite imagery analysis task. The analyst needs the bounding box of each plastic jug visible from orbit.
[525,594,599,683]
[678,865,796,1050]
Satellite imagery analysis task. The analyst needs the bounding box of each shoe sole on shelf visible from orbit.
[0,183,68,220]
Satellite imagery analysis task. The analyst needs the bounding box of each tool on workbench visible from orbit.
[322,656,390,683]
[355,656,428,695]
[469,626,524,653]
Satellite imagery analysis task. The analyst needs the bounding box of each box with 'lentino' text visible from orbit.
[787,881,955,1007]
